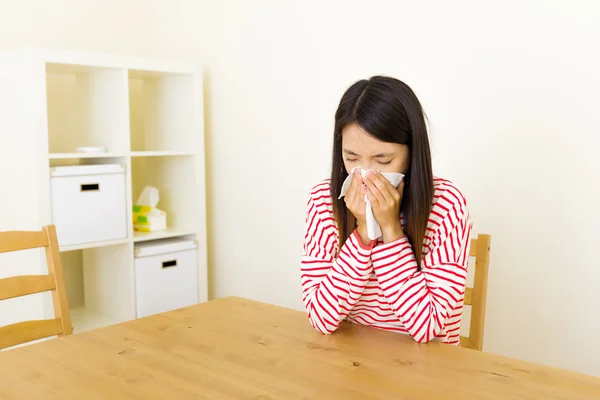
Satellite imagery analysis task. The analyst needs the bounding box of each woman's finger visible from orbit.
[355,171,364,188]
[366,187,377,207]
[364,174,386,208]
[371,171,399,203]
[375,171,398,199]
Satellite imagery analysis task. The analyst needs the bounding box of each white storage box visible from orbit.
[50,164,127,247]
[134,238,198,318]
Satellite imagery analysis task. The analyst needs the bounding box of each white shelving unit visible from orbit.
[0,49,208,334]
[49,152,129,159]
[133,228,198,243]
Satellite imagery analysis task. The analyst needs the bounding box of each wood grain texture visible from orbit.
[469,238,477,257]
[0,275,55,301]
[460,336,474,349]
[0,230,48,253]
[460,234,491,351]
[0,319,63,349]
[464,287,473,306]
[470,234,491,351]
[1,297,599,399]
[44,225,73,335]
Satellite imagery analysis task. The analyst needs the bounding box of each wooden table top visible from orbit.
[0,297,598,399]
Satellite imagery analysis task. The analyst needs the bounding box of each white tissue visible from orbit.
[136,186,160,207]
[338,166,404,240]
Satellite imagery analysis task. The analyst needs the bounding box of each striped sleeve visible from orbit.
[371,199,472,343]
[301,193,374,334]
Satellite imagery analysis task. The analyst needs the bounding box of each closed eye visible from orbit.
[345,158,359,162]
[378,160,392,165]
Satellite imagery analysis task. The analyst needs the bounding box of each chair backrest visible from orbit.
[0,225,72,349]
[460,234,491,351]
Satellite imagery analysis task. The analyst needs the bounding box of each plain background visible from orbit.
[1,0,599,376]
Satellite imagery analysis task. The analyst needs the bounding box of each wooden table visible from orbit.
[0,297,598,399]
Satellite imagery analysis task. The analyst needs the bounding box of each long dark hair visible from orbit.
[330,76,433,266]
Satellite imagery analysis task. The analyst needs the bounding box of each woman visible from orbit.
[301,76,472,345]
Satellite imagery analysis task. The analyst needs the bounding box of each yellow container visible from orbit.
[132,205,167,232]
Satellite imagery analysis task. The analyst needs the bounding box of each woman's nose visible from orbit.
[360,162,374,171]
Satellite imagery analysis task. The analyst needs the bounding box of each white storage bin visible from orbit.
[50,164,127,247]
[134,238,198,318]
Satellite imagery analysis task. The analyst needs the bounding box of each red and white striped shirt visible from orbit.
[301,177,472,345]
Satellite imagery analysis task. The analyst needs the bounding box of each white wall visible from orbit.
[1,0,599,376]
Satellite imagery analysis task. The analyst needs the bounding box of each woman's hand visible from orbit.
[344,169,370,246]
[364,170,405,243]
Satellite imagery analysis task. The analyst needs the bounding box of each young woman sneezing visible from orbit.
[302,76,472,345]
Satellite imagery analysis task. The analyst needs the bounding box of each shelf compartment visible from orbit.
[129,70,196,152]
[131,156,197,234]
[70,307,120,333]
[60,244,134,333]
[45,63,129,154]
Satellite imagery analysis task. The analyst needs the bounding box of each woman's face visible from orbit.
[342,123,409,174]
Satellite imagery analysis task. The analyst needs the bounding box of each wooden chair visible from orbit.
[460,234,491,351]
[0,225,72,349]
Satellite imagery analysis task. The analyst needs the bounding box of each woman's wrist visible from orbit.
[356,222,372,247]
[381,221,405,244]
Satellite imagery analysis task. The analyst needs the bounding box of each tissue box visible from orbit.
[132,205,167,232]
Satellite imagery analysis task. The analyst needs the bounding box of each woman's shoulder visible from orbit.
[432,176,469,216]
[307,179,334,212]
[308,179,332,201]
